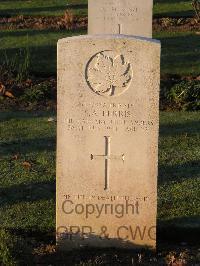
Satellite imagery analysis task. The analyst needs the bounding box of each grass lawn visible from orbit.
[154,1,194,17]
[0,1,199,264]
[0,0,88,17]
[0,111,199,237]
[0,0,194,17]
[158,112,200,240]
[156,31,200,76]
[0,29,199,76]
[0,28,86,76]
[0,0,198,77]
[0,112,56,232]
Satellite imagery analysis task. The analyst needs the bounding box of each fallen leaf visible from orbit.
[22,161,31,169]
[11,154,20,160]
[0,82,15,98]
[4,91,15,98]
[0,83,6,95]
[48,117,56,122]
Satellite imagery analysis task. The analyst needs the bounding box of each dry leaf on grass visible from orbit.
[4,91,15,98]
[48,117,56,122]
[22,161,32,169]
[0,82,15,98]
[11,154,20,160]
[0,83,6,95]
[33,244,56,255]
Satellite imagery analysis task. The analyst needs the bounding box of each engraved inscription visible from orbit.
[86,51,133,97]
[62,102,156,133]
[64,194,149,203]
[98,5,138,20]
[91,136,125,190]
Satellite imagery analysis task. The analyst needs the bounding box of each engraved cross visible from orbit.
[91,136,125,190]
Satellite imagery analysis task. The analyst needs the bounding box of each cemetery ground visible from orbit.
[0,0,197,17]
[0,0,200,265]
[0,111,200,265]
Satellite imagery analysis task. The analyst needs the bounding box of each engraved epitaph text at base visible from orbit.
[57,35,160,250]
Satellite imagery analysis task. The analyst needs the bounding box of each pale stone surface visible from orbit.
[88,0,153,37]
[57,35,160,250]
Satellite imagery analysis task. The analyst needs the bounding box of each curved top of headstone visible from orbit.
[58,34,160,45]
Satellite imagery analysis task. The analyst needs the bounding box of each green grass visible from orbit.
[0,0,194,17]
[159,112,200,230]
[0,112,56,232]
[0,28,85,76]
[0,29,199,76]
[0,1,198,77]
[0,111,199,234]
[156,31,200,76]
[154,1,194,17]
[0,0,88,17]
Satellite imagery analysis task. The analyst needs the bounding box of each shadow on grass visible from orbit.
[159,118,200,184]
[67,4,87,9]
[0,180,55,207]
[155,0,188,3]
[158,216,200,244]
[1,30,199,76]
[0,45,56,75]
[160,120,200,136]
[0,111,56,122]
[0,28,85,38]
[154,10,194,18]
[0,28,86,75]
[1,225,199,265]
[154,0,191,2]
[158,33,200,52]
[157,33,200,75]
[7,221,200,265]
[0,136,56,156]
[56,231,153,250]
[158,160,200,185]
[0,4,87,17]
[161,53,200,76]
[2,228,158,265]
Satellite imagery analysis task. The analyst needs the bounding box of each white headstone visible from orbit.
[57,35,160,250]
[88,0,153,37]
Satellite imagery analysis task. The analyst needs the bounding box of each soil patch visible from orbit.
[0,76,56,111]
[153,17,200,32]
[0,15,87,31]
[0,74,199,112]
[0,15,199,32]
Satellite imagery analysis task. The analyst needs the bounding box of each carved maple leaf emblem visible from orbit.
[87,52,133,97]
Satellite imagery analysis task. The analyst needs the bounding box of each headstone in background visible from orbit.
[88,0,153,37]
[57,35,160,250]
